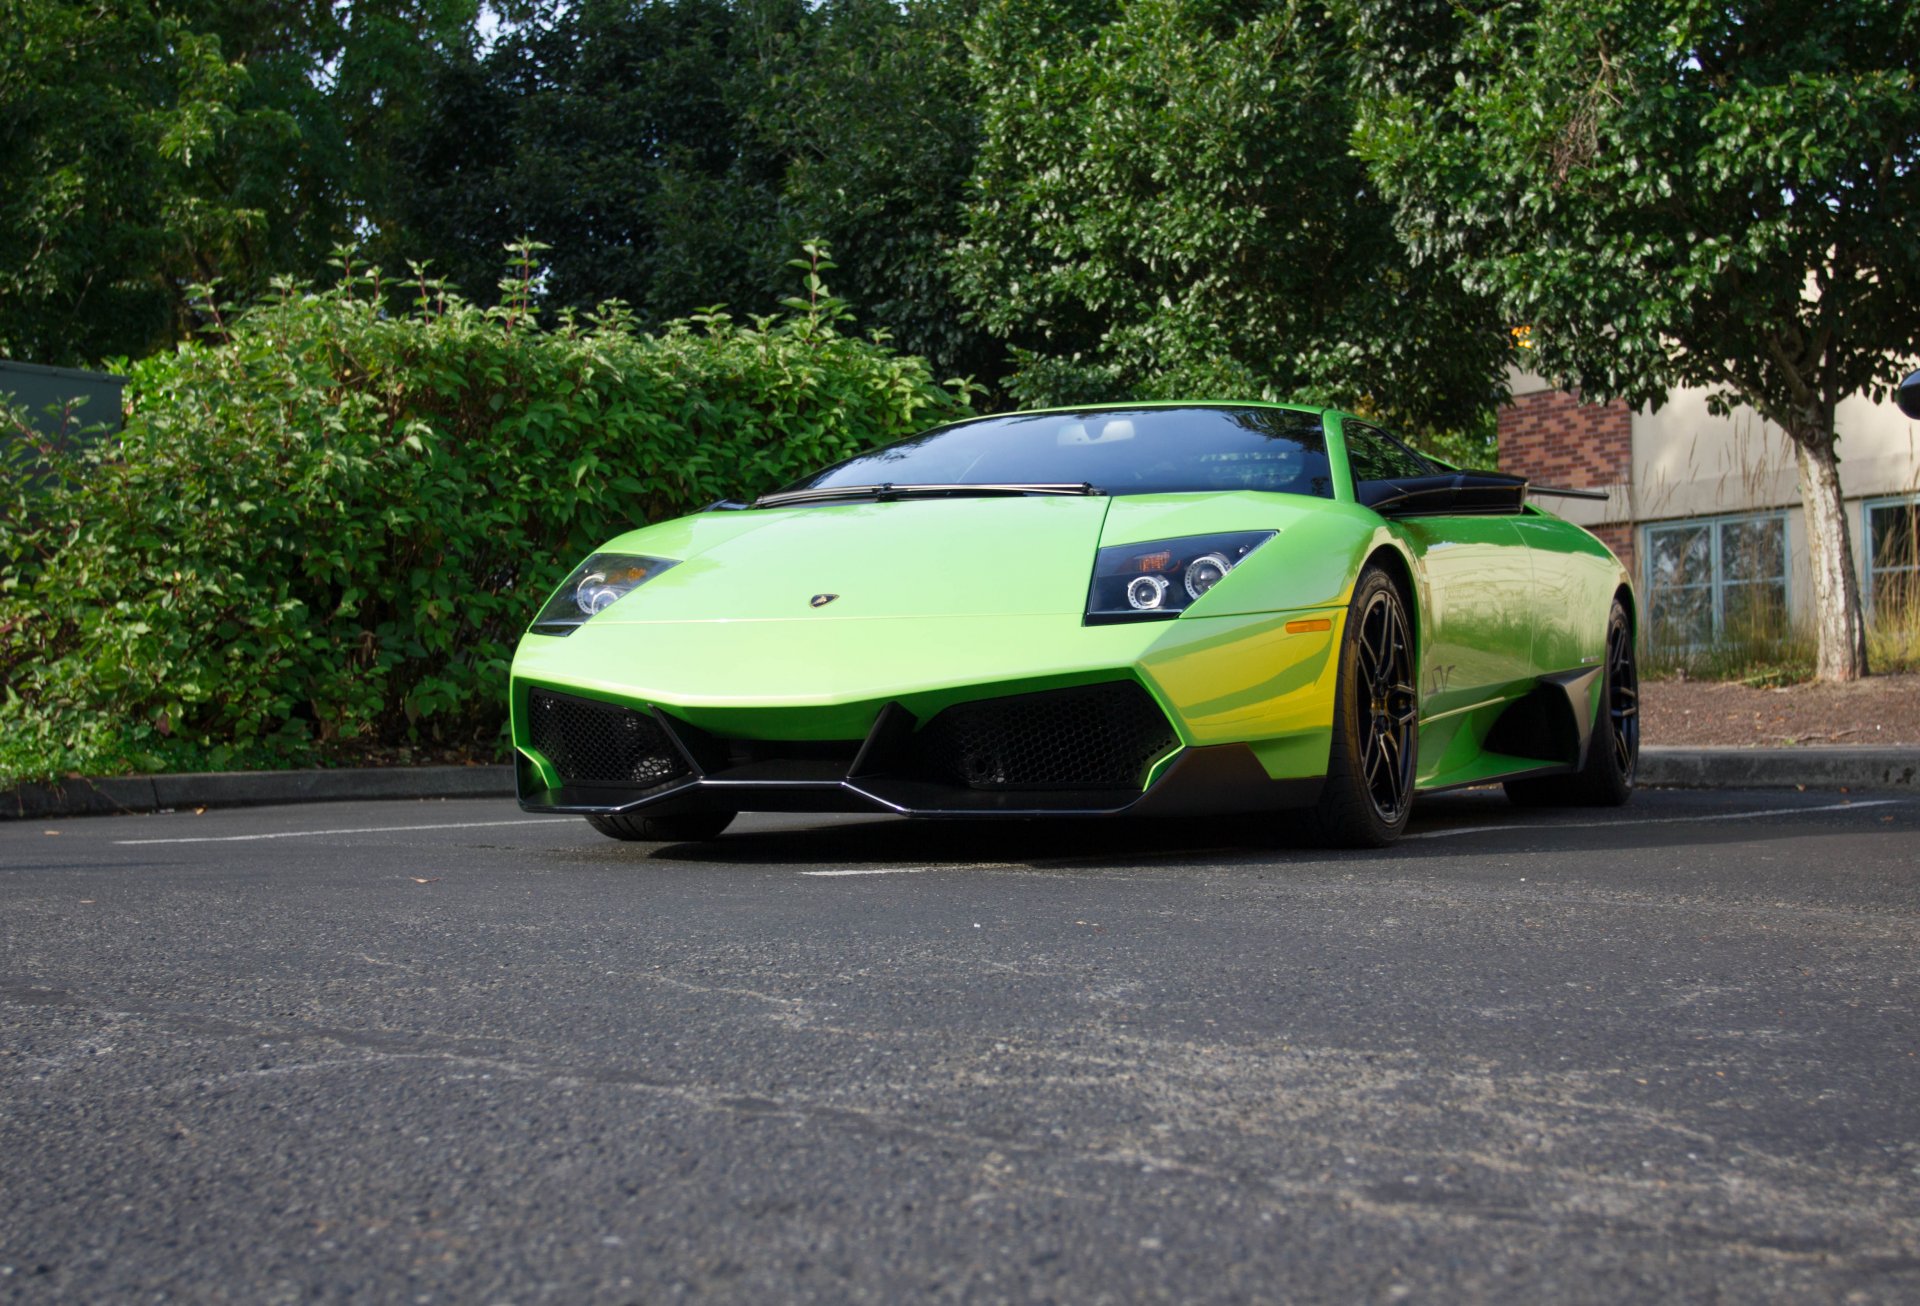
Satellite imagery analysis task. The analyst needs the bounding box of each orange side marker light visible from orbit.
[1284,618,1332,634]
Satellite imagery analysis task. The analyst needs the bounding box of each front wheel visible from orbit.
[1306,566,1418,848]
[586,810,737,842]
[1505,598,1638,807]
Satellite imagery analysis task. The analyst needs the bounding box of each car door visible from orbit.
[1340,421,1535,719]
[1512,508,1623,680]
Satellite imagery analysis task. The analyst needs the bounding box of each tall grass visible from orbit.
[1643,587,1920,685]
[1867,602,1920,673]
[1641,617,1815,687]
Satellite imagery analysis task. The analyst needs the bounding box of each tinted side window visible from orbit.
[1344,423,1434,481]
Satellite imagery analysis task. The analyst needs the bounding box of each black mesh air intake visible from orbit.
[528,689,690,788]
[909,681,1178,790]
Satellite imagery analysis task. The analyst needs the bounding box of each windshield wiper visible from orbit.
[752,481,1102,509]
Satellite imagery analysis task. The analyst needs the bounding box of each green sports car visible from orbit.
[509,403,1638,847]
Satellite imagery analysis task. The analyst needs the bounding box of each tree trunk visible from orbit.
[1792,433,1869,681]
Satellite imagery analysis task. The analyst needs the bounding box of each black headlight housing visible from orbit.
[1084,531,1276,624]
[529,553,679,636]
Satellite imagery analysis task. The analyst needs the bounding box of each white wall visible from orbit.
[1631,390,1918,524]
[1630,387,1919,605]
[1507,369,1920,616]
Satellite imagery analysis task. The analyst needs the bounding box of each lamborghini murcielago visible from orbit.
[508,403,1637,847]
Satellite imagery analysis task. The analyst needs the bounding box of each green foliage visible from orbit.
[1868,601,1920,677]
[1,0,260,362]
[381,0,1000,389]
[0,247,971,783]
[1408,410,1499,472]
[1348,0,1920,678]
[750,0,999,387]
[1348,0,1920,430]
[1640,608,1920,686]
[381,0,801,326]
[1640,604,1817,685]
[0,0,476,365]
[952,0,1514,437]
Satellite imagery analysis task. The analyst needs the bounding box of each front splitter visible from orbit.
[518,743,1321,820]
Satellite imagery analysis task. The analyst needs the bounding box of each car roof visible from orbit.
[1012,399,1328,415]
[928,399,1336,432]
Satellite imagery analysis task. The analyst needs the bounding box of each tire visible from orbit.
[1306,566,1419,848]
[585,810,737,842]
[1505,599,1638,808]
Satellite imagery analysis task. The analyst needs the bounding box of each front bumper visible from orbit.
[509,608,1342,818]
[514,685,1320,818]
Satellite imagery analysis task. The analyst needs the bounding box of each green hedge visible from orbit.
[0,254,973,782]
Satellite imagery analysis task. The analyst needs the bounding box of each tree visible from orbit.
[383,0,803,322]
[749,0,998,385]
[1348,0,1920,681]
[385,0,1000,384]
[0,0,264,362]
[0,0,477,366]
[172,0,482,280]
[951,0,1512,438]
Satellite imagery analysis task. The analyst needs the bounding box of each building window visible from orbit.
[1644,513,1787,646]
[1866,496,1920,613]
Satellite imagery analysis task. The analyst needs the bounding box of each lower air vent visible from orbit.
[910,681,1178,790]
[528,689,690,788]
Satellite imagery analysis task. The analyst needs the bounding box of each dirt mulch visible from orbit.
[1642,672,1920,747]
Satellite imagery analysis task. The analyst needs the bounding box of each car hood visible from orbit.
[588,496,1115,622]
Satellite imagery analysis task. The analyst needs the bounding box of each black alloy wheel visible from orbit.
[1356,583,1419,824]
[1605,609,1639,783]
[1307,566,1419,847]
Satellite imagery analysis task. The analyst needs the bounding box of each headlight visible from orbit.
[1085,531,1275,623]
[529,552,679,635]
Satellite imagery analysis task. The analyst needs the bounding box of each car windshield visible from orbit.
[774,406,1335,499]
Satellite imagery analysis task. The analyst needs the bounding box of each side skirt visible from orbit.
[1416,667,1601,794]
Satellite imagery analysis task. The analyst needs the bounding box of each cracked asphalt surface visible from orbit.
[2,788,1918,1303]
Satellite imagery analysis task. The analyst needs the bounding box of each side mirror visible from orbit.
[1899,369,1920,420]
[1356,471,1528,518]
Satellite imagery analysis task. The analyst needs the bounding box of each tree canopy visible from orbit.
[380,0,797,325]
[1348,0,1920,678]
[953,0,1511,441]
[0,0,475,365]
[5,0,1912,516]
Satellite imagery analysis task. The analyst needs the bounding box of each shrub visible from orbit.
[0,248,973,781]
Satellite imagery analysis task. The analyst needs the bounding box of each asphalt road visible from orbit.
[2,788,1917,1304]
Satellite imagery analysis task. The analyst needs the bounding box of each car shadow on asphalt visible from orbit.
[646,813,1252,868]
[634,789,1913,871]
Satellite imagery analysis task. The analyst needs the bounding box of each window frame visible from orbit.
[1642,510,1790,647]
[1863,493,1920,614]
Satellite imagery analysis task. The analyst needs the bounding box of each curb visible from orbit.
[1635,746,1919,792]
[5,749,1916,821]
[4,765,515,820]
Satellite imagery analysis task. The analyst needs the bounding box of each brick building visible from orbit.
[1498,372,1919,646]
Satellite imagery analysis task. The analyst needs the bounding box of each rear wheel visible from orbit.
[1306,566,1418,848]
[586,810,737,842]
[1505,599,1637,807]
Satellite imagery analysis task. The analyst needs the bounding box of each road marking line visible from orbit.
[801,862,1024,878]
[1406,798,1899,841]
[115,818,576,846]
